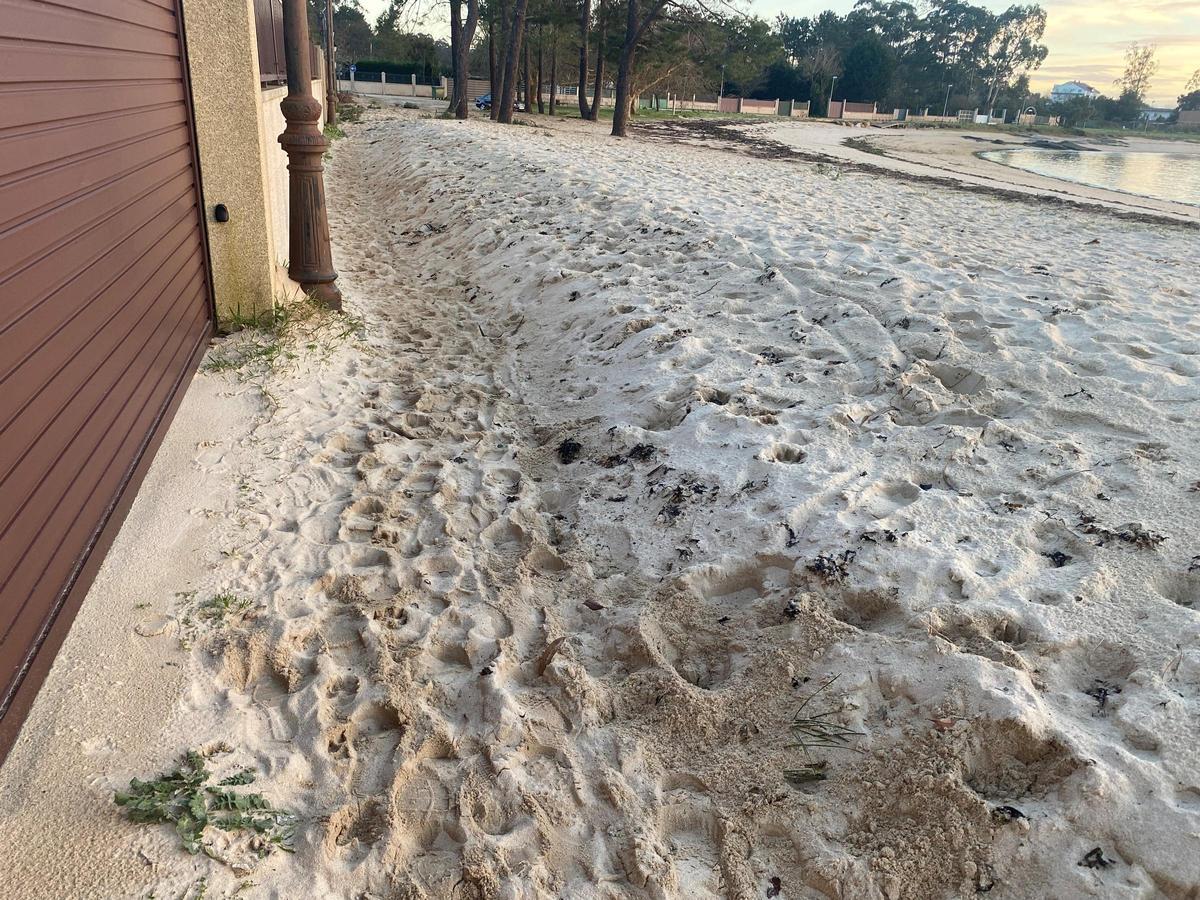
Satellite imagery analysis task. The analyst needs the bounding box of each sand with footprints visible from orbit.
[2,109,1199,899]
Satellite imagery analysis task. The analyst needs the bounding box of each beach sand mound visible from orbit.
[5,107,1198,900]
[212,111,1197,898]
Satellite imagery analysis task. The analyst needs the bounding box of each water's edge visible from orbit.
[980,148,1200,208]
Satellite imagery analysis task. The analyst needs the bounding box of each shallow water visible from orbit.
[980,147,1200,206]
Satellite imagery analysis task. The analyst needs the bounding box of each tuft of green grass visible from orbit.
[783,760,829,784]
[175,591,253,649]
[194,592,252,625]
[783,675,864,786]
[323,122,346,142]
[114,749,296,861]
[337,102,364,124]
[203,295,363,399]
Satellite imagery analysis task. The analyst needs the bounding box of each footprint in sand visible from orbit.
[657,780,726,897]
[850,480,921,523]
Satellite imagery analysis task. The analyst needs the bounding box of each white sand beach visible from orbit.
[2,108,1199,900]
[761,122,1200,226]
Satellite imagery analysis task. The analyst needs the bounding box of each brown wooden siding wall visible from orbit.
[253,0,287,84]
[255,0,325,87]
[252,0,321,85]
[0,0,213,757]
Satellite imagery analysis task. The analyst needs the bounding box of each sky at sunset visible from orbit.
[357,0,1199,107]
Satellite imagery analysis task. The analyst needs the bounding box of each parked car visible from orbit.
[474,93,525,111]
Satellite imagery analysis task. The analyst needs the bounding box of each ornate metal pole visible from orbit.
[324,0,338,126]
[280,0,341,310]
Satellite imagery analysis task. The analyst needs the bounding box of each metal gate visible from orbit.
[0,0,213,756]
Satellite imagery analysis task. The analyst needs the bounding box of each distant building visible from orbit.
[1139,106,1175,122]
[1181,109,1200,126]
[1050,81,1100,103]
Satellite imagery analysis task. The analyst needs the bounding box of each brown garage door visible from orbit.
[0,0,213,756]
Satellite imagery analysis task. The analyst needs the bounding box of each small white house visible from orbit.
[1050,81,1100,103]
[1139,106,1175,122]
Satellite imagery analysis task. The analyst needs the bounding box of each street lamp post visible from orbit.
[942,83,953,119]
[279,0,341,310]
[324,0,337,126]
[828,75,837,117]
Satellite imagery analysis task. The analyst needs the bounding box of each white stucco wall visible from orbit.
[258,72,328,302]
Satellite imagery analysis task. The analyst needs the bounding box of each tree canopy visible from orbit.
[322,0,1052,117]
[1115,42,1158,103]
[316,0,1197,134]
[1180,70,1200,112]
[777,1,1048,111]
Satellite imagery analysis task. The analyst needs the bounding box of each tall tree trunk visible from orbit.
[589,0,606,121]
[523,19,533,116]
[611,0,664,136]
[494,0,513,121]
[518,26,526,109]
[451,0,479,119]
[549,32,558,115]
[450,0,463,115]
[497,0,527,123]
[578,0,592,118]
[611,0,638,136]
[536,27,545,113]
[516,26,523,109]
[488,11,497,100]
